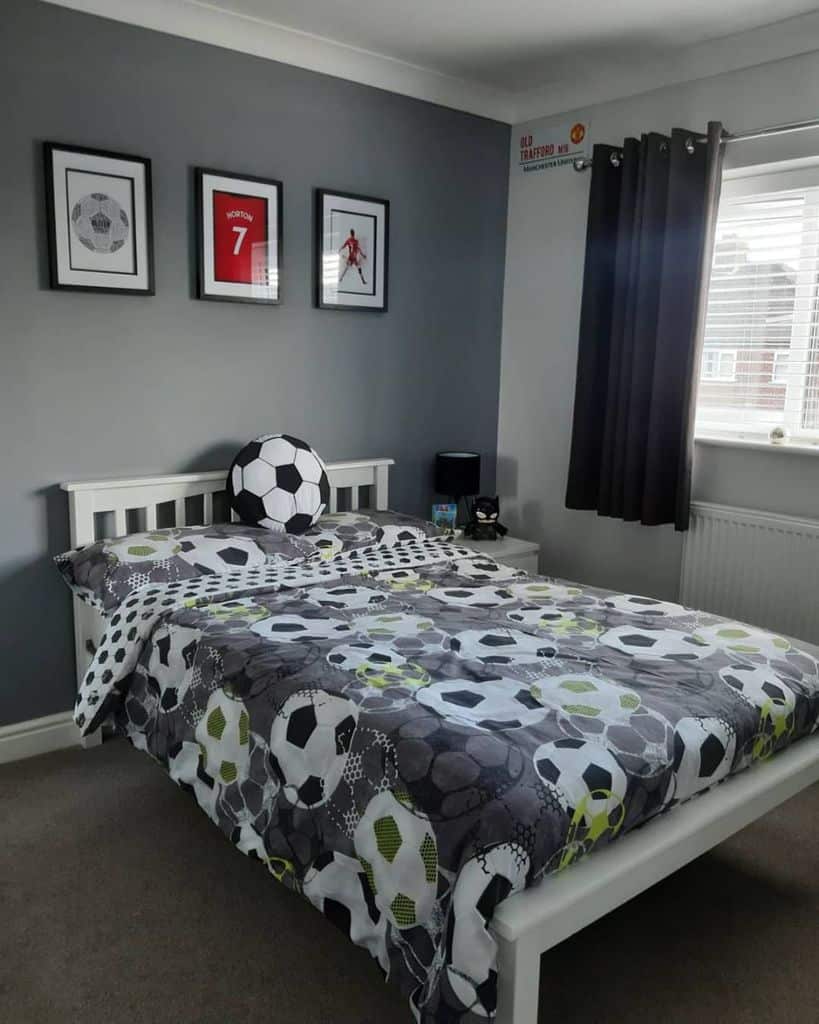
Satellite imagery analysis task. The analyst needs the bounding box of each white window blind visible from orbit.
[696,179,819,441]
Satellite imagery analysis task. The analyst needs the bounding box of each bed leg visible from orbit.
[495,934,540,1024]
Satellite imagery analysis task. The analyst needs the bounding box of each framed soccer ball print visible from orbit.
[315,189,389,312]
[44,142,154,294]
[197,168,282,305]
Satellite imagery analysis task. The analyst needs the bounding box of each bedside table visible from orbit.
[457,535,539,574]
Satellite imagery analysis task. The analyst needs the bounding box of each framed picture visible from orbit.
[44,142,154,294]
[431,503,458,536]
[315,189,389,311]
[196,168,282,305]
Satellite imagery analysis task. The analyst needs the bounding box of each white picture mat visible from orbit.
[201,173,279,300]
[50,149,149,290]
[321,194,386,308]
[65,169,135,274]
[332,210,375,296]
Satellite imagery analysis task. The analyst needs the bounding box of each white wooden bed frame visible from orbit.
[60,461,819,1024]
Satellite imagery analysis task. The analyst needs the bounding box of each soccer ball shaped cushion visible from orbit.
[228,434,330,534]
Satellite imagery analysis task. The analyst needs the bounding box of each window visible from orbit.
[696,169,819,441]
[701,348,737,381]
[772,350,789,385]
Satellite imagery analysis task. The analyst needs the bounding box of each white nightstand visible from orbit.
[457,534,540,574]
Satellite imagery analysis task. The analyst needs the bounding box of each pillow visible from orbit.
[303,510,442,560]
[228,434,330,534]
[55,524,316,615]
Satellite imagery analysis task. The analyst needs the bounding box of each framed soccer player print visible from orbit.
[44,142,154,294]
[197,168,282,304]
[315,189,389,311]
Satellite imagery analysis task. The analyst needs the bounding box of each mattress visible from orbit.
[74,536,819,1022]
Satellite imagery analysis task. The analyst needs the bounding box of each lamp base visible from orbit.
[449,495,472,529]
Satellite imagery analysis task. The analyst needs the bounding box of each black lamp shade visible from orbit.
[435,451,480,497]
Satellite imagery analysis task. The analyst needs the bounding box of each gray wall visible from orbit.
[498,51,819,601]
[0,0,509,726]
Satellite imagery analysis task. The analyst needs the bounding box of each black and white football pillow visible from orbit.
[228,434,331,534]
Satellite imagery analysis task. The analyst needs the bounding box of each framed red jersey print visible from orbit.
[197,169,282,304]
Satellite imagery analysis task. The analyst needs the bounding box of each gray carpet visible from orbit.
[1,740,816,1023]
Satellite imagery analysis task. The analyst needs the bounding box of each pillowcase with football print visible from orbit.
[303,510,442,561]
[55,524,317,615]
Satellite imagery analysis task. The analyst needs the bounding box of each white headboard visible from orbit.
[60,458,395,704]
[61,458,394,547]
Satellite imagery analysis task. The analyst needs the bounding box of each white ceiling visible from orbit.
[43,0,819,122]
[204,0,818,91]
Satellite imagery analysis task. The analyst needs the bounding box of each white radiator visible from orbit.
[680,502,819,646]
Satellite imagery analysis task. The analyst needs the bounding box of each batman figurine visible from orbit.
[463,496,508,541]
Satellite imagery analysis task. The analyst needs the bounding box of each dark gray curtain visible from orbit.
[565,121,724,531]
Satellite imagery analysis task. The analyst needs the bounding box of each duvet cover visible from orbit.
[74,537,819,1022]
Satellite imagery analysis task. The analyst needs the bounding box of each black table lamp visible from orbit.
[435,451,480,522]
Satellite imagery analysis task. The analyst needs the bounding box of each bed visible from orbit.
[61,459,819,1024]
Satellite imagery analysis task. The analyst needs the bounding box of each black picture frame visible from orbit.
[196,167,283,306]
[315,188,389,312]
[44,142,155,296]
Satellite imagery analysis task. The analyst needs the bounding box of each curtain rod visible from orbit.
[572,116,819,171]
[723,117,819,144]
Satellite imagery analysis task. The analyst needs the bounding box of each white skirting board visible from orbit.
[0,711,95,765]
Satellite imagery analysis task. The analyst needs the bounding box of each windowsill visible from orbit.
[695,436,819,457]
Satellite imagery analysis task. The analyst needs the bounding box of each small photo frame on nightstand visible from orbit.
[432,503,458,535]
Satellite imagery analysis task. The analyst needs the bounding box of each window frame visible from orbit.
[695,160,819,444]
[771,349,790,385]
[701,347,737,382]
